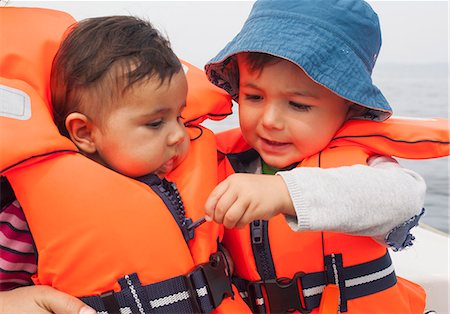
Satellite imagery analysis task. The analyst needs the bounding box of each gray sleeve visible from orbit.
[277,155,426,243]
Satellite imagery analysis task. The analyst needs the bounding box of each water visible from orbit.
[203,63,449,234]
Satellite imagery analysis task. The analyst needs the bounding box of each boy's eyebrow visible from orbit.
[242,82,317,98]
[289,90,317,98]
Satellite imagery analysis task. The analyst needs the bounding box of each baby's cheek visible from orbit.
[183,136,190,155]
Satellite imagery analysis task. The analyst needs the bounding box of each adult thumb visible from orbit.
[40,287,96,314]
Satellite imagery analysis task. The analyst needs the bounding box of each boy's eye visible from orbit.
[146,119,164,128]
[289,101,312,111]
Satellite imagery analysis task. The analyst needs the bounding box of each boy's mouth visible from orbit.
[260,137,290,152]
[262,138,287,146]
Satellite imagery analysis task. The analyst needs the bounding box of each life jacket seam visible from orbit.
[0,149,80,175]
[332,134,450,145]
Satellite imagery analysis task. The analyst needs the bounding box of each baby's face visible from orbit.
[90,71,189,178]
[237,56,350,168]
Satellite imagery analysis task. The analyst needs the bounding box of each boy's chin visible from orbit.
[260,155,299,170]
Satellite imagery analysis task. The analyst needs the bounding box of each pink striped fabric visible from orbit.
[0,201,36,291]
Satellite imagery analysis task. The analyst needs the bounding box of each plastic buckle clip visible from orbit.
[248,272,311,314]
[199,252,234,309]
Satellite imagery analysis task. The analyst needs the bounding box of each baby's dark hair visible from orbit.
[51,15,182,137]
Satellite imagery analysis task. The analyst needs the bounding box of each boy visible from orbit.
[203,0,445,312]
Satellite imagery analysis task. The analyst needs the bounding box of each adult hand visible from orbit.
[205,173,294,228]
[0,285,96,314]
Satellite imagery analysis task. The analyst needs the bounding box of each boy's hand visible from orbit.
[205,173,295,228]
[0,285,96,314]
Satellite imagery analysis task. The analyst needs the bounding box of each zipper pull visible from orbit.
[185,216,207,240]
[251,220,263,244]
[182,217,195,240]
[187,216,207,230]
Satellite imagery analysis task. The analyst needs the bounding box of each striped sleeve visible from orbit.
[0,201,37,291]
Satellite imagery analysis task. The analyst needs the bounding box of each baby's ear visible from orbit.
[65,112,97,154]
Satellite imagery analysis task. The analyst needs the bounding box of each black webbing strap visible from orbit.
[81,253,233,314]
[235,251,397,313]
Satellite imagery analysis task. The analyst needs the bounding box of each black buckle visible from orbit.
[185,252,233,312]
[196,252,234,309]
[248,272,311,314]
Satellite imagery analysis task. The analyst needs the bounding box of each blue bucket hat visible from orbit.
[205,0,392,121]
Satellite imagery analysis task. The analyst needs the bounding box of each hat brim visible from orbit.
[206,12,392,121]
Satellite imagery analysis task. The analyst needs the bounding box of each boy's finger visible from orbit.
[213,190,238,224]
[204,180,229,218]
[235,207,256,229]
[223,200,247,229]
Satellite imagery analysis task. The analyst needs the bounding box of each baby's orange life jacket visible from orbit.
[216,117,449,313]
[0,7,250,313]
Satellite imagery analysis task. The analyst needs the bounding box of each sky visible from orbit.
[6,0,449,68]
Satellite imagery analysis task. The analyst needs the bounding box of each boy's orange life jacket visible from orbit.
[0,7,250,313]
[216,118,449,313]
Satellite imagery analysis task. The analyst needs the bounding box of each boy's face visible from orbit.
[90,71,189,178]
[237,56,350,168]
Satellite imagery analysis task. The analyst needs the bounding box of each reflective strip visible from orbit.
[331,254,340,290]
[124,275,145,314]
[345,264,395,288]
[196,286,208,297]
[150,291,190,309]
[0,85,31,120]
[149,286,208,309]
[302,264,395,298]
[256,298,264,306]
[98,307,132,314]
[303,284,325,297]
[239,291,249,299]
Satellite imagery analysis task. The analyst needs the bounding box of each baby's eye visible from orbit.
[177,115,185,122]
[289,101,312,111]
[146,119,164,128]
[244,94,263,101]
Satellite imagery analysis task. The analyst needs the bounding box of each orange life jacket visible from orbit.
[0,7,250,313]
[216,117,449,313]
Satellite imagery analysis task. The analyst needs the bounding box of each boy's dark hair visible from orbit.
[240,52,280,74]
[51,15,182,137]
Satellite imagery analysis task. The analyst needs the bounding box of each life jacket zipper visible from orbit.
[250,220,276,280]
[137,174,194,243]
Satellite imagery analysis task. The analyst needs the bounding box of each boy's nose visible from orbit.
[261,104,283,130]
